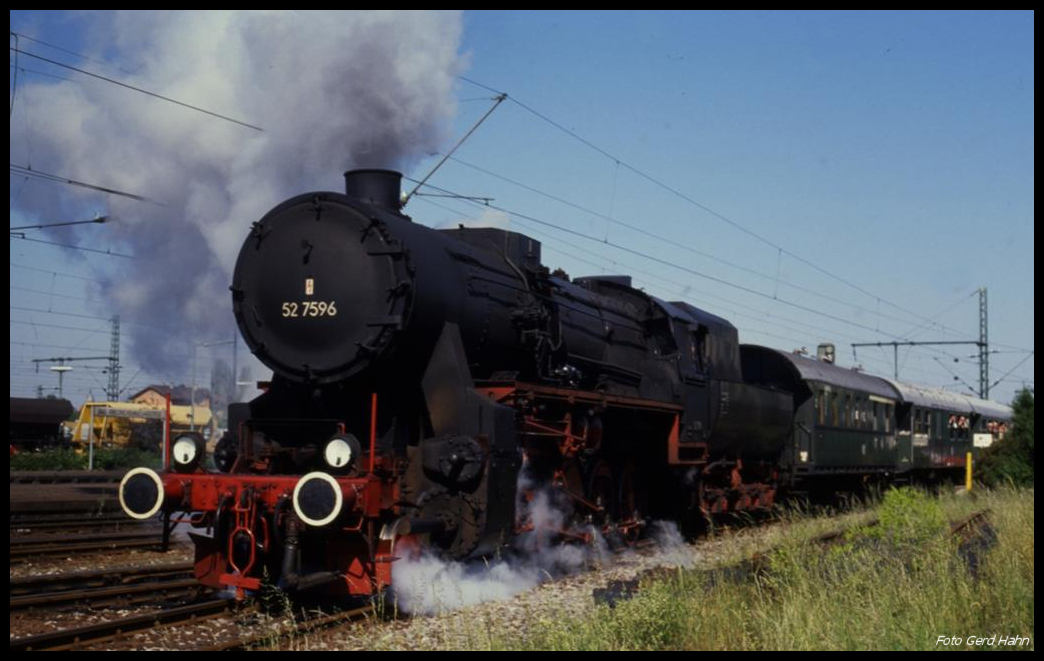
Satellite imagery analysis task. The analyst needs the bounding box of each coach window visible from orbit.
[817,389,826,425]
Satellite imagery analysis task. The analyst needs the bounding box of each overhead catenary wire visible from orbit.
[423,192,870,348]
[9,63,78,84]
[429,203,1004,396]
[11,319,111,333]
[10,215,108,231]
[10,163,159,204]
[10,285,107,304]
[443,155,961,337]
[10,46,264,132]
[433,195,876,354]
[402,93,507,208]
[11,305,173,332]
[407,176,978,351]
[10,262,106,282]
[900,290,980,341]
[11,31,136,75]
[419,79,1023,394]
[10,33,19,117]
[417,193,980,387]
[456,75,986,342]
[990,352,1034,391]
[10,234,135,259]
[449,78,1029,387]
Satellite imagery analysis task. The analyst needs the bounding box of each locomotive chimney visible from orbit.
[344,169,403,212]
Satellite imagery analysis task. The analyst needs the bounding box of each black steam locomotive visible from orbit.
[118,169,1009,598]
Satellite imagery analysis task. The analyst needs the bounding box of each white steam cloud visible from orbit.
[392,488,607,616]
[391,471,695,616]
[11,10,464,376]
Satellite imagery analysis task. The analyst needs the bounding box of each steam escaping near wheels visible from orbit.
[390,478,693,615]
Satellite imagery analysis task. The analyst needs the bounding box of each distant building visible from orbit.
[130,385,211,409]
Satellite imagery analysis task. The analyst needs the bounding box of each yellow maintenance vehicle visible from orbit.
[66,401,214,452]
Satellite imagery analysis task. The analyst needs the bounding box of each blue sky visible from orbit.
[10,10,1034,406]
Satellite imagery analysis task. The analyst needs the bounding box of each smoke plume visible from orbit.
[10,11,464,378]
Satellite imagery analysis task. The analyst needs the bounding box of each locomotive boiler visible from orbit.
[117,169,795,597]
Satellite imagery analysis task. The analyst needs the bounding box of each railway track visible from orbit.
[10,470,127,485]
[9,598,242,651]
[10,513,138,530]
[7,506,998,650]
[10,562,198,611]
[10,471,126,516]
[193,603,376,651]
[10,528,167,559]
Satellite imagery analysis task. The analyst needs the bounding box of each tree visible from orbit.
[977,388,1034,487]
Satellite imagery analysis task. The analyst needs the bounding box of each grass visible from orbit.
[483,486,1034,650]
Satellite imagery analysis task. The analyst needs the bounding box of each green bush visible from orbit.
[870,486,948,549]
[978,388,1034,487]
[9,447,161,471]
[9,447,85,471]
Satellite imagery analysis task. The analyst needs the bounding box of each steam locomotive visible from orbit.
[118,169,1011,598]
